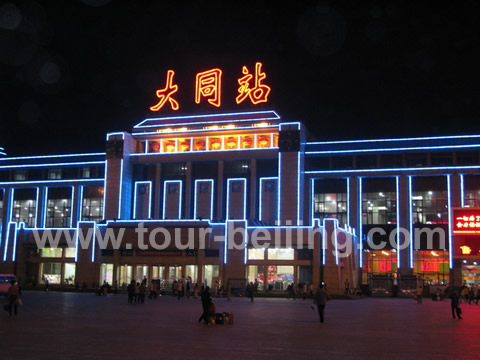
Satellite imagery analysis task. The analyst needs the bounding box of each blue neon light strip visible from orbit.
[460,174,465,208]
[307,134,480,145]
[408,176,414,269]
[102,160,108,220]
[226,178,247,220]
[117,159,124,219]
[358,177,363,268]
[259,177,277,222]
[12,222,24,261]
[8,188,14,222]
[41,188,48,228]
[310,179,316,226]
[163,180,183,219]
[106,132,125,140]
[243,219,248,264]
[447,175,453,269]
[78,186,84,222]
[346,178,350,225]
[193,179,214,220]
[277,153,282,224]
[297,151,301,225]
[133,181,153,219]
[306,144,480,155]
[134,110,280,129]
[0,161,105,170]
[70,186,75,228]
[223,222,228,264]
[321,219,327,265]
[0,153,105,162]
[3,222,17,261]
[396,176,401,269]
[306,165,480,175]
[0,178,104,186]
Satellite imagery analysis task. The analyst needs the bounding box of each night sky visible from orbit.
[1,1,479,156]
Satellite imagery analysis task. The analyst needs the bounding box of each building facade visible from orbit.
[1,110,479,295]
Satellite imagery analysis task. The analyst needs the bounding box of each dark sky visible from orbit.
[1,0,479,156]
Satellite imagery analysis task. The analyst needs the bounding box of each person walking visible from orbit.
[127,280,135,304]
[186,279,191,299]
[416,286,423,304]
[6,280,20,316]
[344,279,350,295]
[194,283,199,299]
[314,284,329,323]
[139,282,146,304]
[449,288,462,319]
[177,279,184,299]
[247,282,254,302]
[134,282,140,304]
[198,286,212,324]
[302,283,308,300]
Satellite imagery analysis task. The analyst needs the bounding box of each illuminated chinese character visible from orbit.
[150,70,179,111]
[470,215,475,221]
[460,245,472,255]
[195,68,222,107]
[236,62,271,105]
[463,216,469,222]
[457,222,463,228]
[470,222,476,228]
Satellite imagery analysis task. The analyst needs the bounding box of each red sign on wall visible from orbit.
[452,208,480,234]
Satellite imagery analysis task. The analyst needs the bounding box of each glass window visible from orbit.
[412,191,448,224]
[248,248,265,260]
[46,187,72,228]
[185,265,198,283]
[12,188,37,228]
[363,192,397,225]
[152,265,165,280]
[13,170,27,181]
[363,250,398,275]
[119,265,133,286]
[169,266,182,282]
[65,247,76,258]
[247,265,265,290]
[463,175,480,208]
[82,167,91,178]
[135,265,148,283]
[64,263,76,285]
[413,251,449,285]
[41,248,63,258]
[81,186,104,222]
[203,265,219,287]
[267,248,294,260]
[48,169,62,180]
[40,262,62,284]
[313,178,348,226]
[100,263,114,285]
[412,177,448,225]
[267,265,293,291]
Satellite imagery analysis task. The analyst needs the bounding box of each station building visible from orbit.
[1,110,479,295]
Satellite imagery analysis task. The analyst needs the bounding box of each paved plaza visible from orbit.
[1,291,480,360]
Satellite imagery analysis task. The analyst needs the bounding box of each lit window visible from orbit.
[267,248,294,260]
[248,248,265,260]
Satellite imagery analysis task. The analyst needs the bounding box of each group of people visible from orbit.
[285,282,315,300]
[127,278,148,304]
[171,276,199,299]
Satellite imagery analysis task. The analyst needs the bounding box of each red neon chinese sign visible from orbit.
[150,62,270,111]
[150,70,179,111]
[452,208,480,234]
[195,68,222,107]
[460,245,472,255]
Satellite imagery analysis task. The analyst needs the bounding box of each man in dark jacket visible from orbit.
[450,289,462,319]
[314,284,329,323]
[198,286,212,324]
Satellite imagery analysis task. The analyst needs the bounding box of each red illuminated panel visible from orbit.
[195,68,222,107]
[452,208,480,234]
[236,62,271,105]
[420,261,440,272]
[150,70,180,111]
[378,261,392,273]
